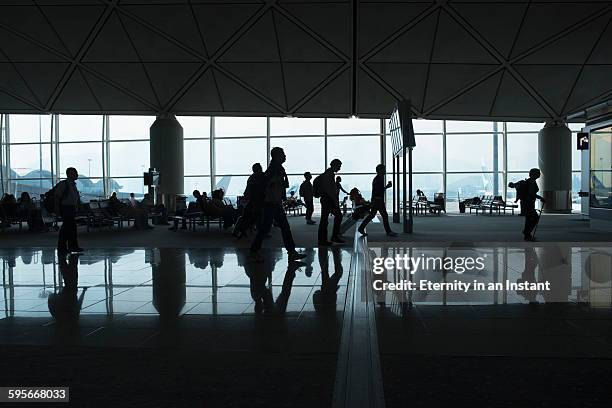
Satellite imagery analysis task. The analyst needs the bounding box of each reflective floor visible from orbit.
[0,247,349,349]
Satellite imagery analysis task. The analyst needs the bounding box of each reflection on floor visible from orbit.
[0,247,349,349]
[371,244,612,408]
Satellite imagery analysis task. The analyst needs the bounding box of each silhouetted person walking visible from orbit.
[250,147,306,262]
[336,176,349,196]
[358,164,397,237]
[299,172,316,225]
[317,159,344,246]
[522,168,545,241]
[55,167,83,254]
[234,163,266,238]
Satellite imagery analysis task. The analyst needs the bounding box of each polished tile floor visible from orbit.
[0,247,349,349]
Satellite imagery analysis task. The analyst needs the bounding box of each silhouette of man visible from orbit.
[318,159,344,246]
[55,167,83,254]
[358,164,397,237]
[250,147,306,262]
[299,172,316,225]
[234,163,266,238]
[522,168,545,241]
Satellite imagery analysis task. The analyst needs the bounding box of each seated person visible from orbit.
[284,191,301,209]
[170,191,204,231]
[141,193,168,224]
[0,194,18,227]
[204,189,237,229]
[17,192,45,232]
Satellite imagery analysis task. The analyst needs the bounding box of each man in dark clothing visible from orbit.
[299,172,316,225]
[318,159,344,246]
[522,168,545,241]
[55,167,83,254]
[358,164,397,237]
[234,163,266,238]
[250,147,306,262]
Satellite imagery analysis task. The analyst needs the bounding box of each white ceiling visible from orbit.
[0,0,611,121]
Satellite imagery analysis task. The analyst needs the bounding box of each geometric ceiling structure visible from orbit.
[0,0,611,122]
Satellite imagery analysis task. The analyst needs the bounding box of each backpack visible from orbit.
[42,181,68,214]
[312,175,322,198]
[510,179,528,201]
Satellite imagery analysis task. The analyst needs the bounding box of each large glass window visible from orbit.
[507,133,538,171]
[590,128,611,209]
[109,141,149,177]
[271,137,325,175]
[270,118,324,136]
[215,117,266,137]
[447,134,495,172]
[327,136,380,173]
[215,138,266,175]
[109,116,154,140]
[327,118,379,135]
[8,114,52,143]
[59,115,103,142]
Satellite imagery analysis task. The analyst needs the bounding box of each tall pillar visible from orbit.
[538,122,572,213]
[150,115,184,210]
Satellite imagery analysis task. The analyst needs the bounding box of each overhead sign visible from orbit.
[389,100,416,157]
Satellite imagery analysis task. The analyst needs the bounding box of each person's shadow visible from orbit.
[313,247,343,314]
[48,254,87,325]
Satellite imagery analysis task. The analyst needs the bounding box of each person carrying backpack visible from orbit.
[54,167,83,254]
[516,168,546,241]
[315,159,344,246]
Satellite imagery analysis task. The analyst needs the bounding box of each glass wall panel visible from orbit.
[327,118,379,135]
[413,119,443,134]
[109,116,154,140]
[447,134,495,171]
[271,137,325,174]
[184,139,211,176]
[77,177,105,201]
[109,141,149,177]
[111,177,146,198]
[178,116,210,139]
[506,122,545,132]
[11,179,53,198]
[215,138,266,175]
[59,142,103,179]
[446,120,495,133]
[590,130,611,209]
[9,143,52,177]
[59,115,103,141]
[327,136,380,173]
[507,133,538,171]
[8,114,52,143]
[215,117,266,137]
[270,118,324,136]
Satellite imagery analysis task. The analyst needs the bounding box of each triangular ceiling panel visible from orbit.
[516,65,583,114]
[40,5,105,57]
[432,72,503,117]
[516,14,610,65]
[121,4,206,56]
[565,66,612,112]
[296,69,350,115]
[275,11,340,62]
[14,63,70,106]
[119,14,200,62]
[0,28,64,62]
[365,63,429,111]
[214,69,281,113]
[193,3,264,57]
[172,69,223,113]
[432,11,497,64]
[452,3,527,59]
[0,63,39,106]
[424,65,498,112]
[84,12,140,62]
[369,12,438,64]
[0,91,38,111]
[356,69,399,115]
[218,11,280,62]
[219,62,286,109]
[0,6,67,55]
[280,2,351,56]
[53,69,101,111]
[82,71,154,112]
[283,62,345,108]
[84,62,158,105]
[586,17,612,64]
[359,2,434,57]
[490,72,548,118]
[144,62,202,108]
[511,3,609,58]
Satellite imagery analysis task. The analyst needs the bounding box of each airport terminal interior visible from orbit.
[1,0,611,407]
